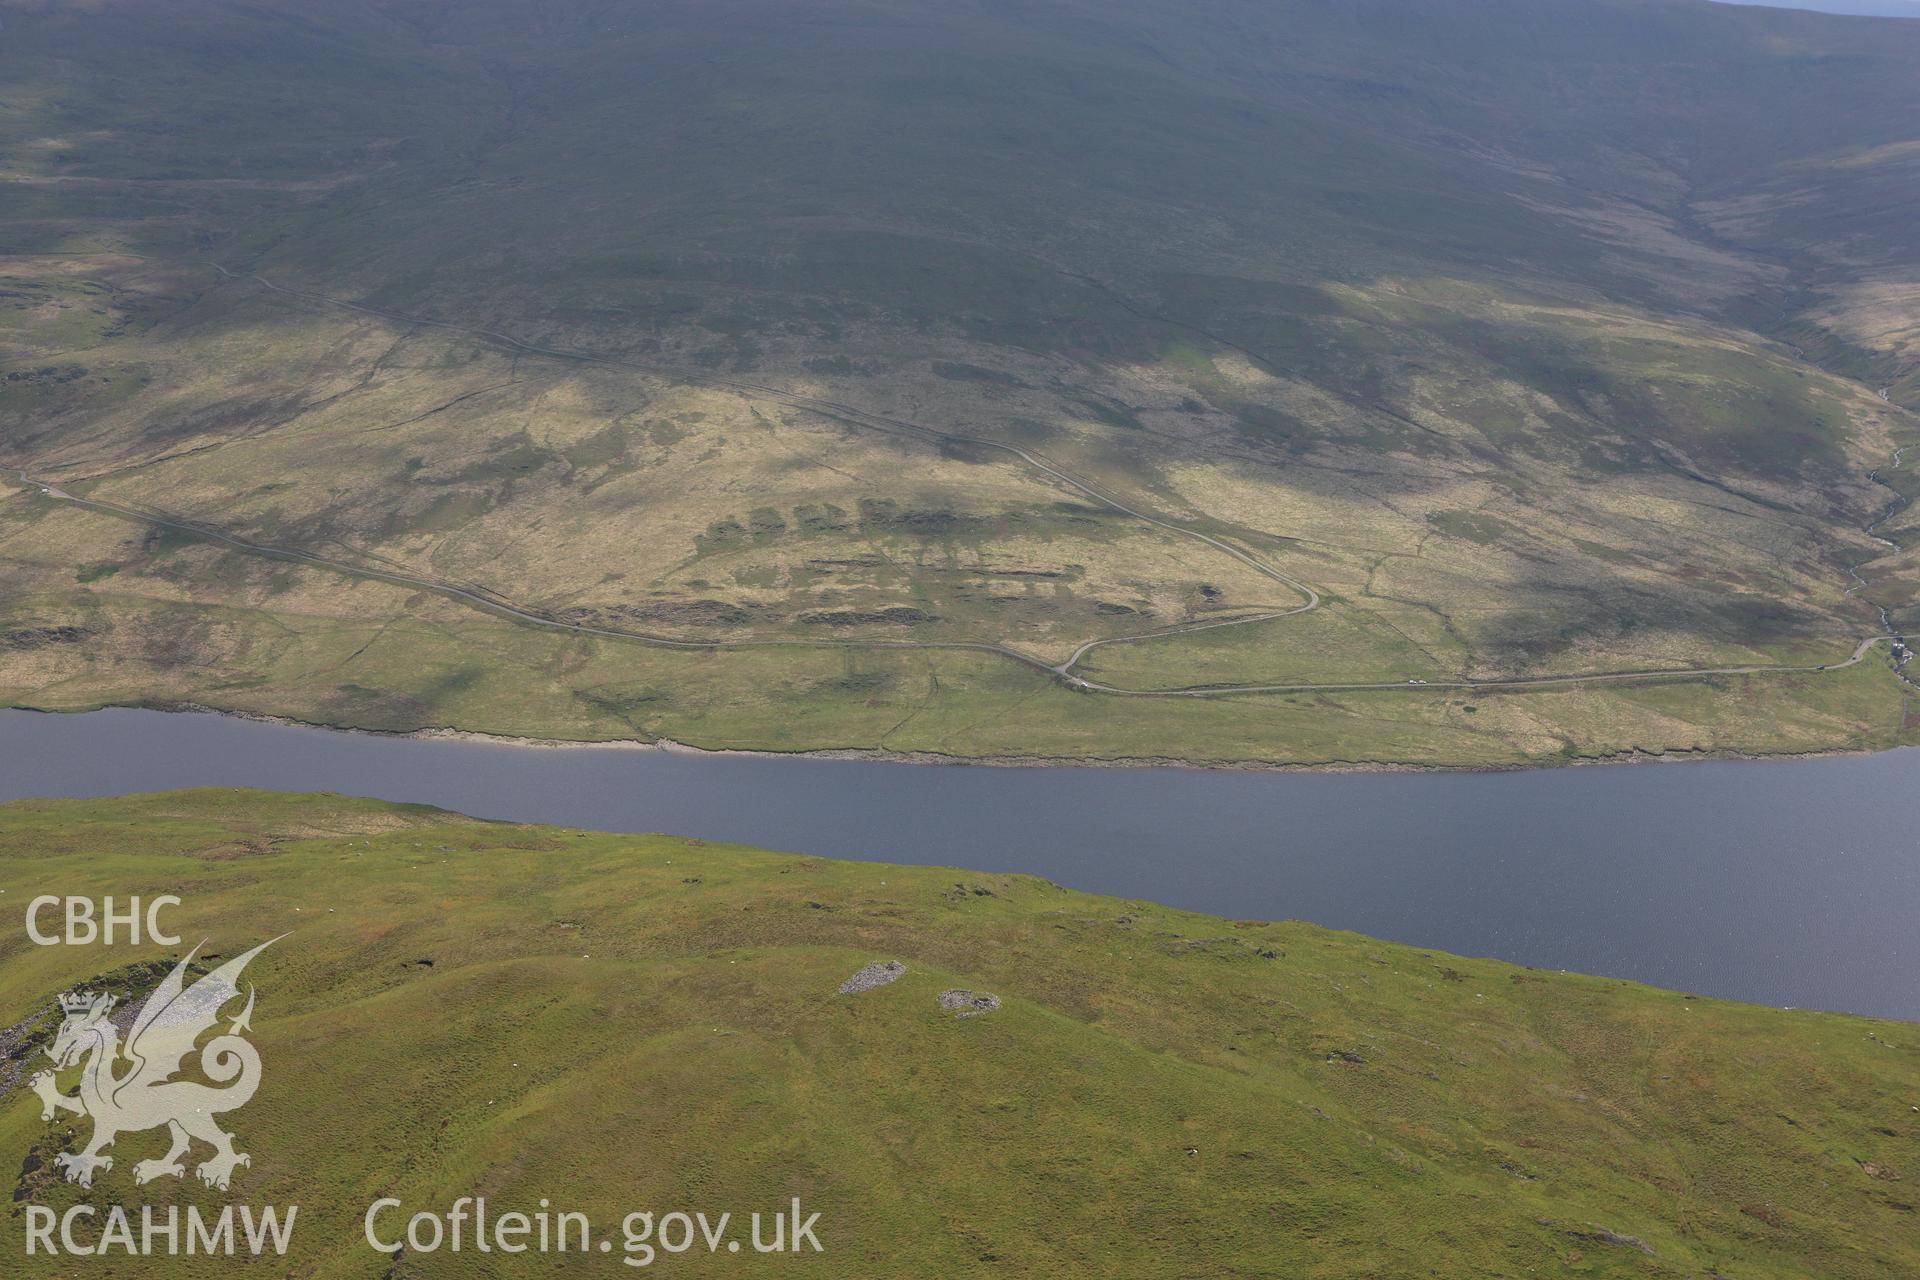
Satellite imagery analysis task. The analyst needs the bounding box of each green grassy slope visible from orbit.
[1,0,1917,761]
[1,791,1916,1277]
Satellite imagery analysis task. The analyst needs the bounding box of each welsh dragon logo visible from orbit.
[29,938,280,1191]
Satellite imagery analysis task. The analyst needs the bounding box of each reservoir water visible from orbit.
[1,707,1915,1020]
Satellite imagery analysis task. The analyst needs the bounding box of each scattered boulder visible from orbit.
[937,989,1001,1018]
[838,961,907,995]
[1540,1221,1654,1255]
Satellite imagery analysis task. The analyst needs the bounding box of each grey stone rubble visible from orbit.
[838,960,907,994]
[937,989,1002,1017]
[0,988,146,1103]
[1538,1220,1654,1256]
[0,1006,52,1101]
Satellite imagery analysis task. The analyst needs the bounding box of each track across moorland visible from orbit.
[8,264,1909,700]
[16,465,1901,698]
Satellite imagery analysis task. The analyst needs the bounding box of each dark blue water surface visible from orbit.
[2,708,1915,1019]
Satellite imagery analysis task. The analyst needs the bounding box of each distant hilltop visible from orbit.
[1713,0,1919,16]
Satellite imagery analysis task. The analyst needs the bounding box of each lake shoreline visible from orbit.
[8,697,1902,776]
[5,701,1914,1020]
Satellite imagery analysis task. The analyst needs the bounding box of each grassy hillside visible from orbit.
[0,790,1915,1277]
[1,0,1917,762]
